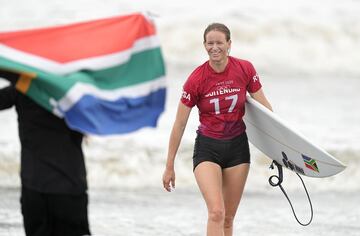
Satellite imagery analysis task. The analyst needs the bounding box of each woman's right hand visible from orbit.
[162,102,191,193]
[162,167,175,192]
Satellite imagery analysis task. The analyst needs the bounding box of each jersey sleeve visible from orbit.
[246,61,262,93]
[180,72,199,108]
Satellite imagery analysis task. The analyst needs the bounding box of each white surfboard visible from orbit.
[244,95,346,178]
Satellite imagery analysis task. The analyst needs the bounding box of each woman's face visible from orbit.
[204,30,231,64]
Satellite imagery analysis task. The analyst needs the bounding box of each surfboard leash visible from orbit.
[268,160,314,226]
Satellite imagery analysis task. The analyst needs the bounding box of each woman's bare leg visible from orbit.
[194,161,225,236]
[222,163,250,236]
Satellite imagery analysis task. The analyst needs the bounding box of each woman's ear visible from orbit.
[227,40,232,55]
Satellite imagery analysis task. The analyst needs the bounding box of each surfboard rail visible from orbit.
[244,95,346,178]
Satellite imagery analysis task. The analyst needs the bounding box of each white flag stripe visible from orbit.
[57,76,166,112]
[0,35,160,75]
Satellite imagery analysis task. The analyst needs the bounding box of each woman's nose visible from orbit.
[212,43,220,50]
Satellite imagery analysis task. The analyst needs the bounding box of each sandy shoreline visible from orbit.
[0,186,359,236]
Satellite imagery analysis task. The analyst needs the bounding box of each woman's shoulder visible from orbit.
[187,61,209,81]
[229,56,253,67]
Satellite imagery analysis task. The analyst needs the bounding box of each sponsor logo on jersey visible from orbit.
[204,88,241,98]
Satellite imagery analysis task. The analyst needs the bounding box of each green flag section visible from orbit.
[0,13,166,135]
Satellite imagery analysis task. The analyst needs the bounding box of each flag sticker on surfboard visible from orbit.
[302,155,320,173]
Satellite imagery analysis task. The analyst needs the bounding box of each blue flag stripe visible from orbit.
[64,88,166,134]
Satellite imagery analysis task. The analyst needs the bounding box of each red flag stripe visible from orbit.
[0,13,156,63]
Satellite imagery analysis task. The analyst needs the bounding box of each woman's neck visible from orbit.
[209,57,229,73]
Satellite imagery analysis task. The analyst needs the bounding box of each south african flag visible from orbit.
[302,155,320,172]
[0,13,166,135]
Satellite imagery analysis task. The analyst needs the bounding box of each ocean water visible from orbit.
[1,187,359,236]
[0,0,359,235]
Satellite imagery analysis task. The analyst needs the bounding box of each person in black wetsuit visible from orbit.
[0,71,91,236]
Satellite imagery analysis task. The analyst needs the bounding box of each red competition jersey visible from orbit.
[181,56,262,139]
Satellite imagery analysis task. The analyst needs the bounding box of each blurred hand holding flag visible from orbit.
[0,13,166,135]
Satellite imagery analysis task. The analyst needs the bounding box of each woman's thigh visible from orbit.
[222,163,250,217]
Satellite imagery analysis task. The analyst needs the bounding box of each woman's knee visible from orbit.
[208,208,225,223]
[224,215,235,228]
